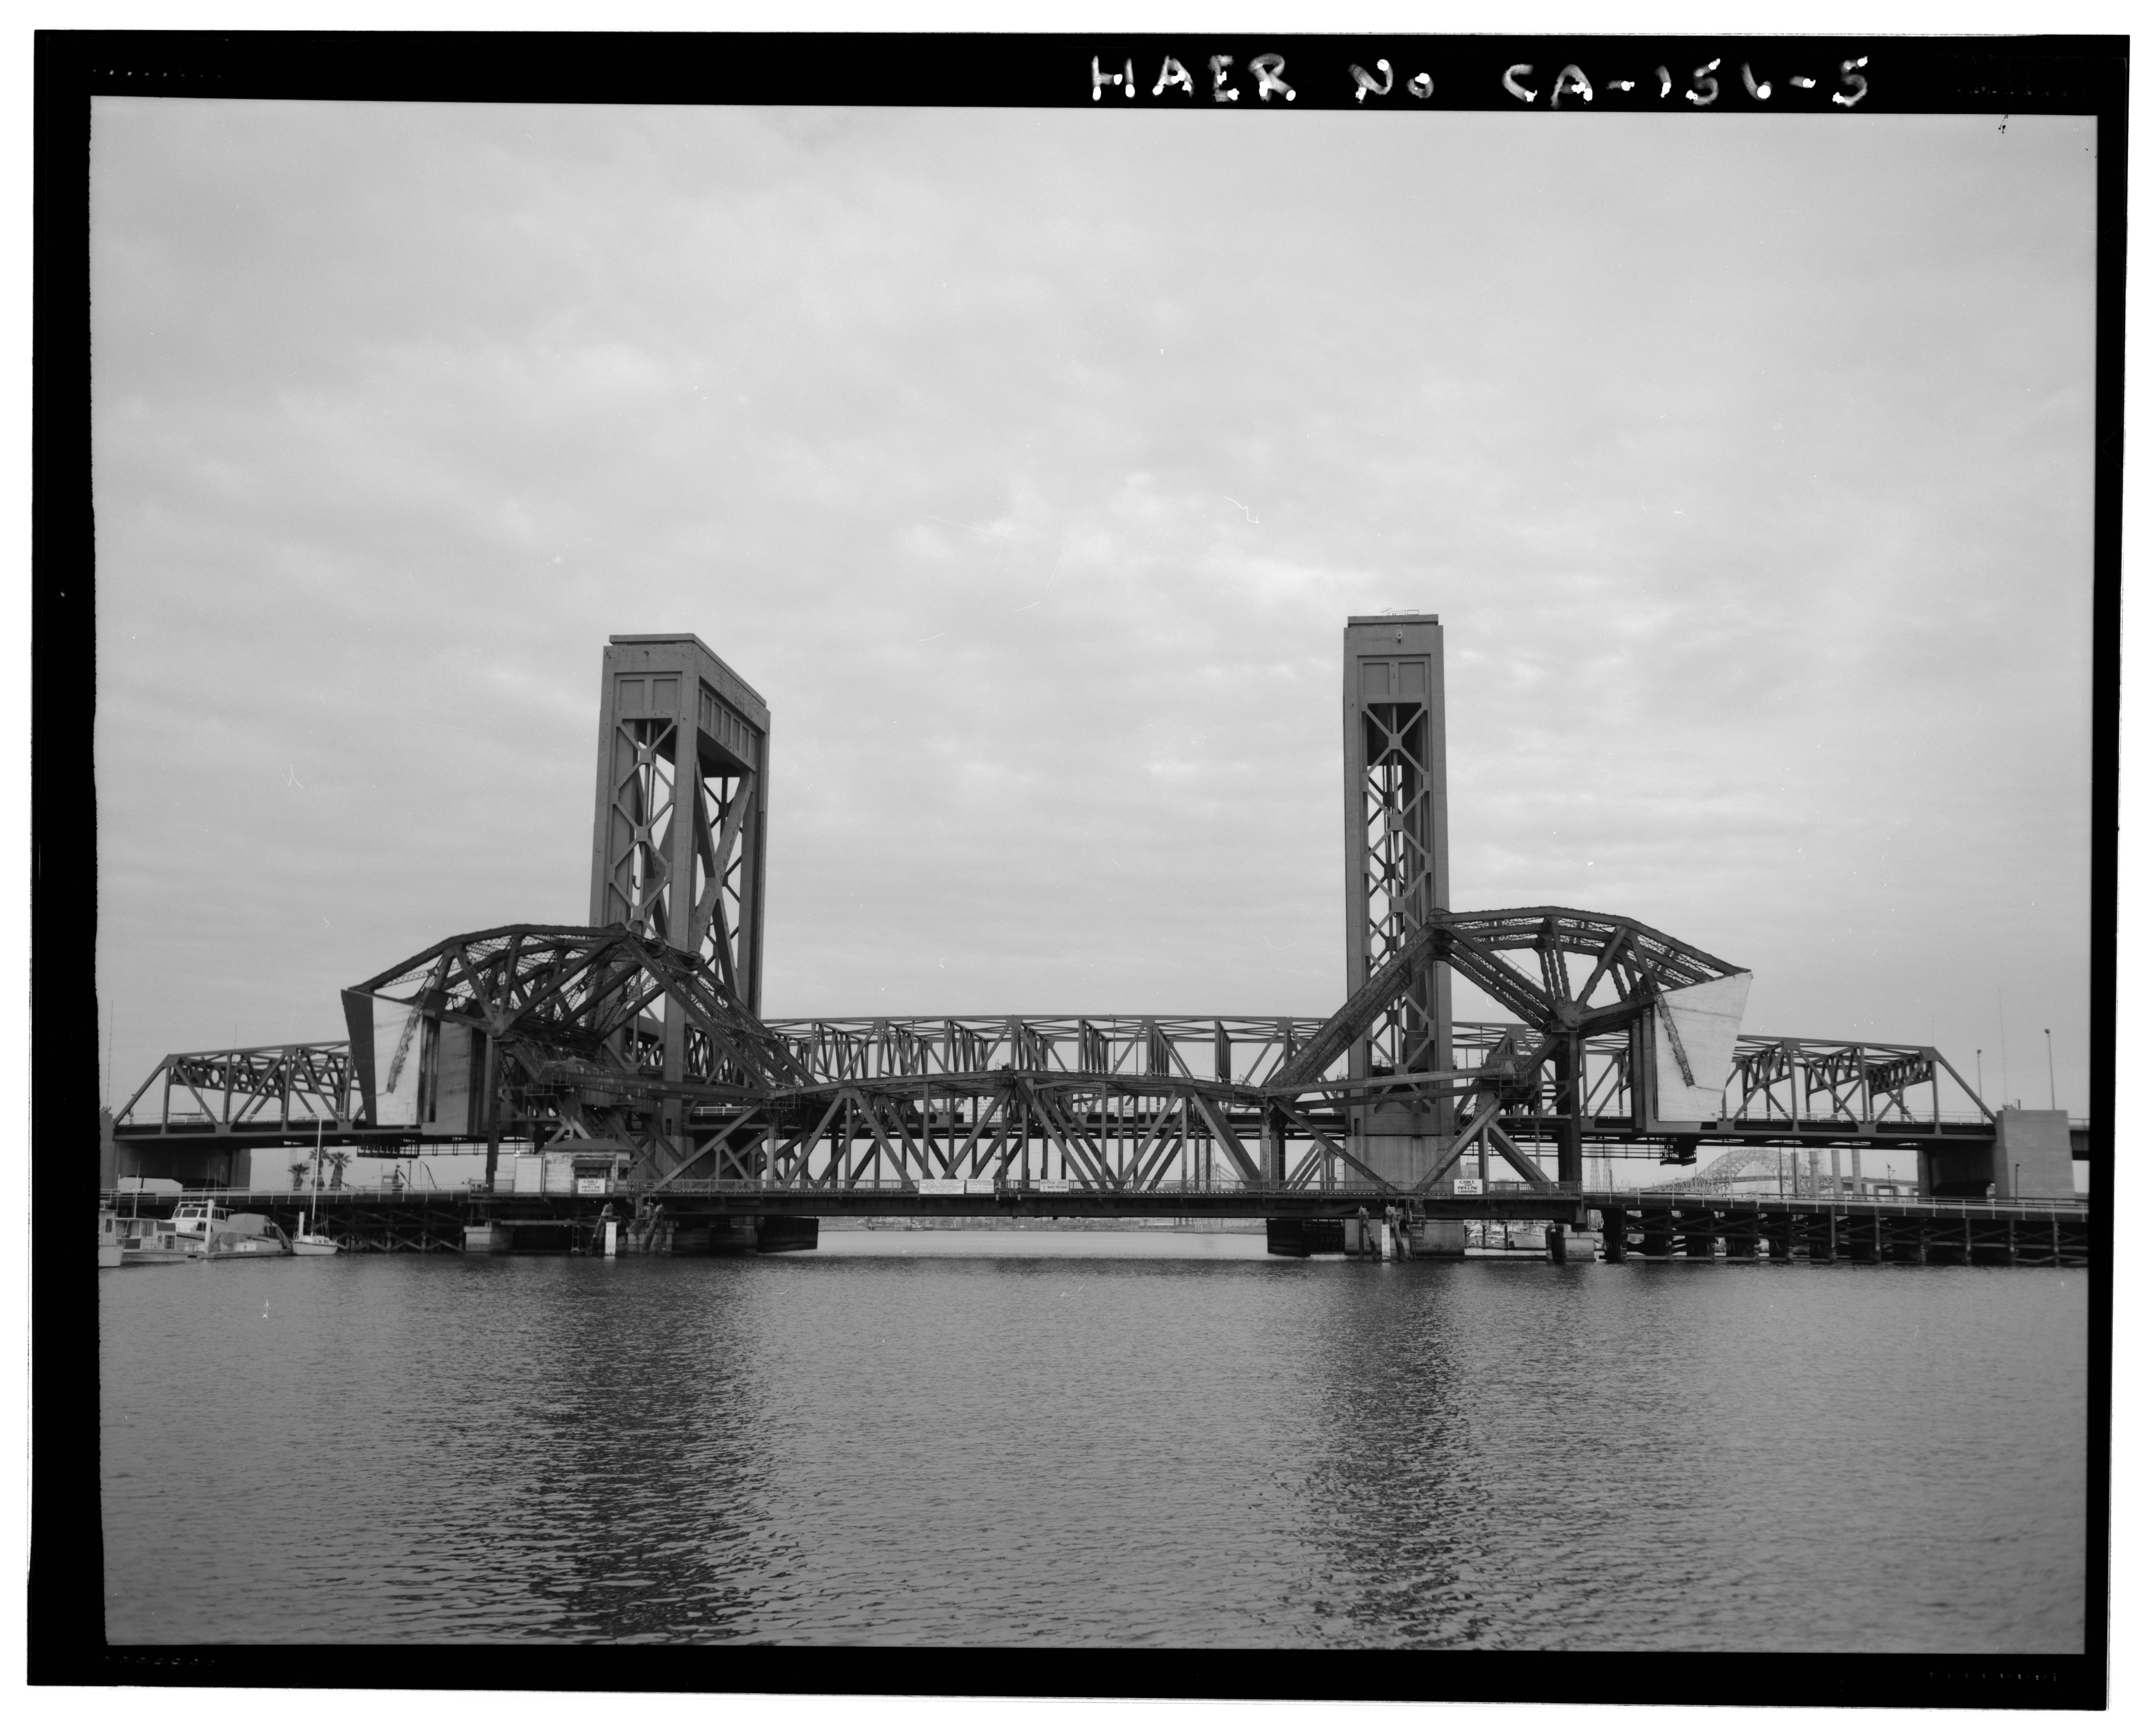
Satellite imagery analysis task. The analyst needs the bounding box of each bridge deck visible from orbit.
[102,1184,2088,1225]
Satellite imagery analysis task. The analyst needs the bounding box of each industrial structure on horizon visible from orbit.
[105,618,2088,1263]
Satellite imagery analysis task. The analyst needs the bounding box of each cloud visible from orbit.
[93,102,2098,1116]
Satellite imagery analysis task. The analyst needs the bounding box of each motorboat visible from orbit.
[171,1197,294,1259]
[101,1204,194,1266]
[167,1196,225,1256]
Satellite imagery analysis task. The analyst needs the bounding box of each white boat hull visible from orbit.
[120,1243,195,1265]
[206,1239,291,1259]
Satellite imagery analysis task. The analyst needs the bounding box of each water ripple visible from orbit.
[100,1234,2086,1648]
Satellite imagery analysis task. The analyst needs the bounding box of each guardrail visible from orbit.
[103,1183,479,1203]
[1590,1189,2088,1217]
[631,1178,1547,1198]
[102,1180,2088,1216]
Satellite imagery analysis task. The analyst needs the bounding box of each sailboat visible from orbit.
[291,1118,340,1256]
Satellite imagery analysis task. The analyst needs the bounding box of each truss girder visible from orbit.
[1271,906,1744,1092]
[115,1040,360,1134]
[337,922,815,1150]
[120,1014,1989,1151]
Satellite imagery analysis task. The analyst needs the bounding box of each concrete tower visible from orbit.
[1343,614,1454,1184]
[589,635,771,1130]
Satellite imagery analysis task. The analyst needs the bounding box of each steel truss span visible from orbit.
[108,625,2090,1237]
[116,906,2002,1205]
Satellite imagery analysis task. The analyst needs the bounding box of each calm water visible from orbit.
[99,1233,2087,1649]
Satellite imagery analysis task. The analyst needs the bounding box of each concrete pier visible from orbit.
[1921,1107,2075,1201]
[1413,1219,1468,1259]
[463,1213,818,1255]
[1268,1217,1349,1257]
[1543,1224,1598,1263]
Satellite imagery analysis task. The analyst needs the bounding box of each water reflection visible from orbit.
[100,1235,2085,1649]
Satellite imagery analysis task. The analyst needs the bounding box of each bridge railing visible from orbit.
[100,1184,479,1207]
[1589,1189,2088,1217]
[99,1182,2090,1223]
[625,1178,1598,1204]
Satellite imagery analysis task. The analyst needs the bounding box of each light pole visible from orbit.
[2046,1028,2057,1112]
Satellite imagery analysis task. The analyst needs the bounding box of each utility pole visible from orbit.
[2045,1028,2057,1112]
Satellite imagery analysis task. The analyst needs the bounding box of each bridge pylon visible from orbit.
[1342,614,1453,1185]
[589,634,772,1142]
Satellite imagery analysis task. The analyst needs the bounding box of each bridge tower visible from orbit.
[589,634,771,1132]
[1342,614,1454,1186]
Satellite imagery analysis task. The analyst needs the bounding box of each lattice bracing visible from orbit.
[1360,697,1440,1076]
[115,1040,358,1135]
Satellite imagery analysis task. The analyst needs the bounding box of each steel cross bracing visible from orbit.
[1357,696,1441,1077]
[595,714,759,1006]
[115,906,2001,1202]
[114,1038,360,1137]
[114,1020,1993,1168]
[333,923,814,1187]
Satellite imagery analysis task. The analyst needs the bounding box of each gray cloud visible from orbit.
[94,101,2096,1123]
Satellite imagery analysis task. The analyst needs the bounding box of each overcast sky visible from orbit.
[91,99,2097,1120]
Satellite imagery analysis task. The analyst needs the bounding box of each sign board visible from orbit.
[574,1177,610,1195]
[1452,1176,1484,1196]
[916,1177,966,1195]
[1033,1178,1075,1192]
[965,1177,1000,1195]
